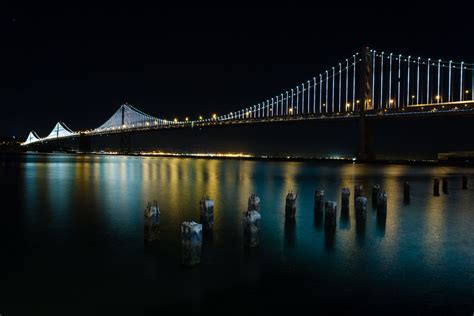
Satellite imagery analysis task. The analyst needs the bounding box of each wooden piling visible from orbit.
[377,191,387,214]
[285,190,297,219]
[144,201,160,242]
[181,221,202,267]
[248,194,261,212]
[199,196,214,231]
[442,177,448,194]
[324,201,337,230]
[354,184,363,203]
[403,182,410,203]
[341,188,350,211]
[372,184,381,206]
[314,189,325,215]
[462,176,468,190]
[355,197,367,222]
[243,210,261,248]
[433,178,440,196]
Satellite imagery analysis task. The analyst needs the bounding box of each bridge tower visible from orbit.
[357,46,376,161]
[120,103,132,154]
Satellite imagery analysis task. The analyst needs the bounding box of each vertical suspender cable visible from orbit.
[338,63,342,112]
[427,58,431,104]
[448,60,452,102]
[389,53,392,107]
[380,52,384,108]
[460,61,464,101]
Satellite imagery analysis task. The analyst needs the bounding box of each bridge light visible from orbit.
[185,117,189,122]
[174,118,178,123]
[199,115,203,120]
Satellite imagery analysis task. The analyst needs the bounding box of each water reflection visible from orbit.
[355,218,366,246]
[313,211,323,231]
[324,224,336,250]
[339,207,351,230]
[284,218,296,247]
[376,212,387,238]
[8,154,473,314]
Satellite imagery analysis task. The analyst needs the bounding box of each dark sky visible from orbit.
[1,5,473,139]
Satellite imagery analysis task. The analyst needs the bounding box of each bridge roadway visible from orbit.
[29,100,474,143]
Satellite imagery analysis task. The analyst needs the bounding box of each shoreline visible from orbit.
[3,151,473,167]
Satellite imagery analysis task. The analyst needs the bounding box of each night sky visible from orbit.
[1,5,473,150]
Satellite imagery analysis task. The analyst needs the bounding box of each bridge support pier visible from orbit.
[79,133,91,153]
[120,132,131,154]
[358,115,375,161]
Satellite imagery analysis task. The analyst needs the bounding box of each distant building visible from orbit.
[438,151,474,164]
[0,136,23,153]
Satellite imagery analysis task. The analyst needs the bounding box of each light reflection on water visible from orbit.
[1,153,473,315]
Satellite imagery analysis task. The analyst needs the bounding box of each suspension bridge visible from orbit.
[22,47,474,160]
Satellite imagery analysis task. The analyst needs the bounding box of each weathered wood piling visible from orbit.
[355,197,367,222]
[354,184,363,203]
[248,194,261,212]
[314,189,325,214]
[462,176,468,190]
[403,182,410,203]
[181,221,202,267]
[199,196,214,231]
[285,190,297,219]
[442,178,448,194]
[433,178,440,196]
[144,201,160,242]
[324,201,337,230]
[372,184,381,206]
[243,209,261,248]
[341,188,350,211]
[377,191,387,214]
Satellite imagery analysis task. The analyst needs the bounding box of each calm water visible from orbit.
[0,154,473,315]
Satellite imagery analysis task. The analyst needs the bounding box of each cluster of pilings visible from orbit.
[145,194,263,267]
[433,176,468,196]
[313,184,387,234]
[146,175,469,266]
